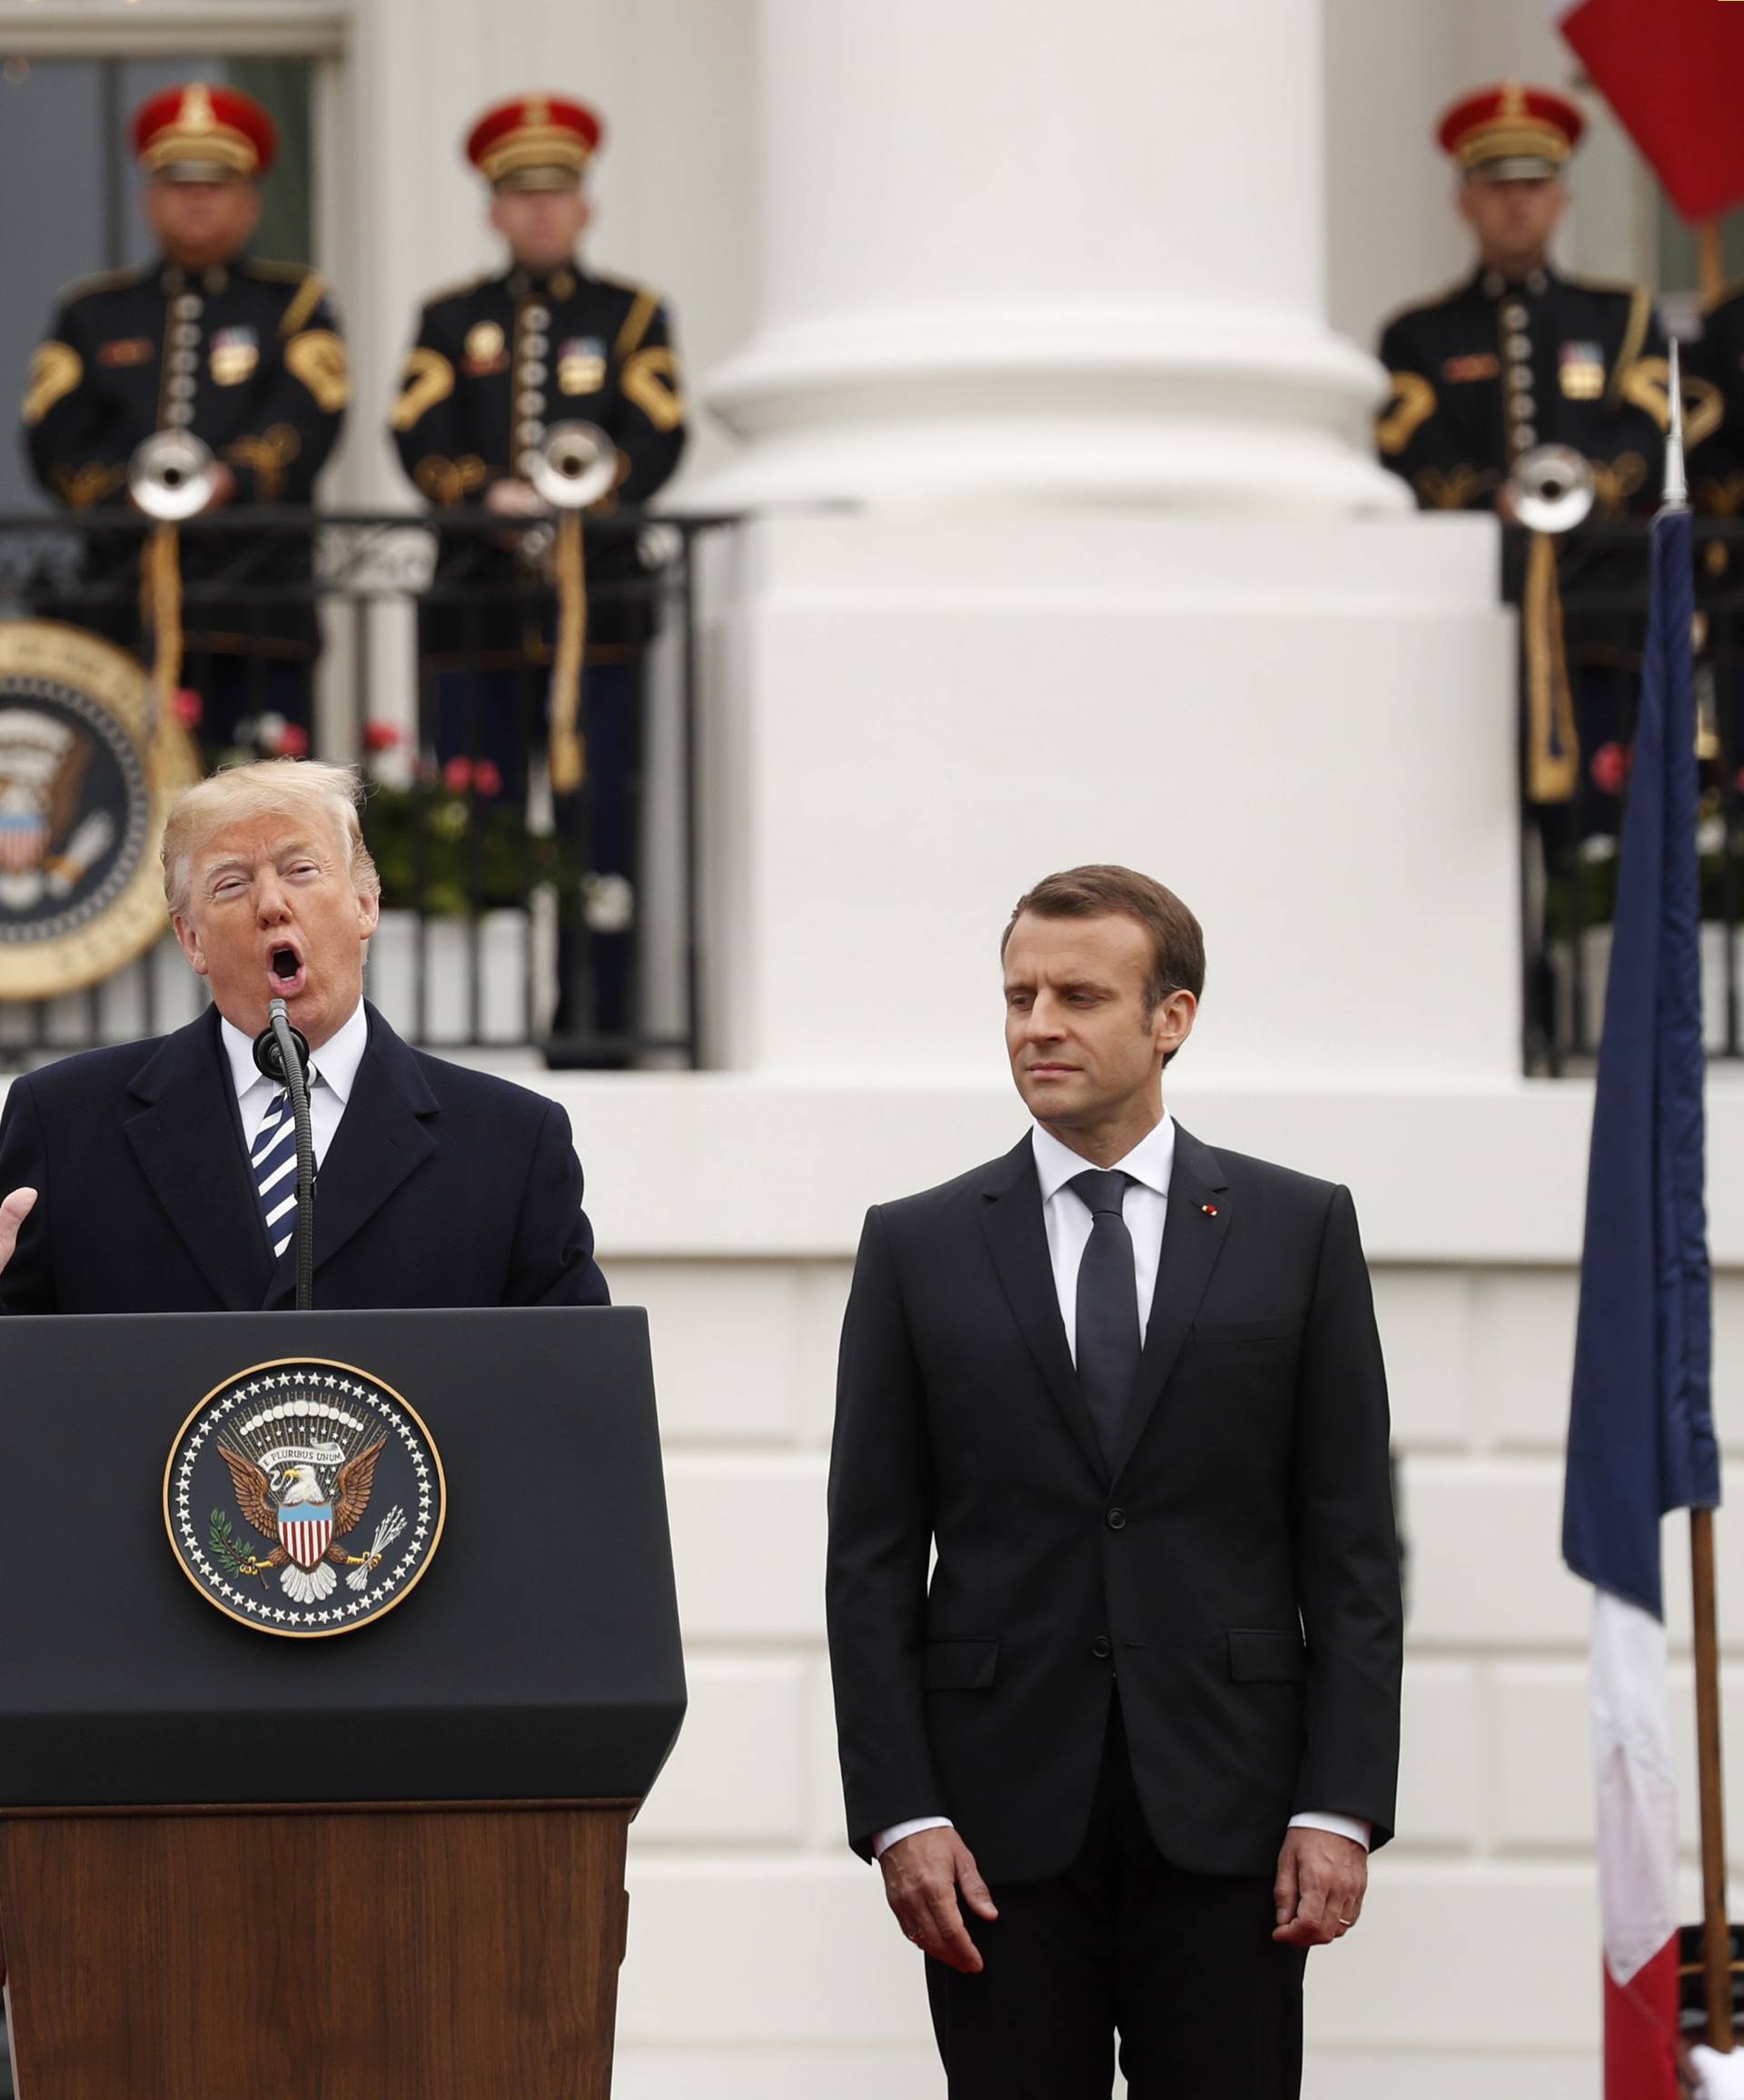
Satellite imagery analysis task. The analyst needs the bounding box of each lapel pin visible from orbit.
[1202,1203,1218,1218]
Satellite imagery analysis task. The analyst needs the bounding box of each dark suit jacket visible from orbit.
[0,1003,607,1314]
[825,1125,1402,1886]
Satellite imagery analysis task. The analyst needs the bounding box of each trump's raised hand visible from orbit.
[0,1188,38,1278]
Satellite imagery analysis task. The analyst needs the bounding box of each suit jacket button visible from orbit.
[1105,1508,1126,1530]
[1091,1635,1113,1659]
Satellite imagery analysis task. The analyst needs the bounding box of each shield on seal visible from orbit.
[279,1502,334,1571]
[0,807,48,874]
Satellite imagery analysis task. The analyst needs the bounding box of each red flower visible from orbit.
[443,757,473,794]
[276,723,310,758]
[171,688,203,728]
[473,758,503,797]
[1590,741,1630,795]
[364,719,404,752]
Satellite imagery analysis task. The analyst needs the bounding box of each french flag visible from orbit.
[1561,471,1719,2092]
[1555,0,1744,223]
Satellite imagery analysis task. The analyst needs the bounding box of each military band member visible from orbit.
[1689,283,1744,518]
[391,94,687,1066]
[1376,83,1727,856]
[19,82,347,755]
[1375,84,1686,524]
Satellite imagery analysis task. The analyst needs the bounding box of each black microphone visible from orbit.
[252,996,316,1311]
[252,1001,309,1084]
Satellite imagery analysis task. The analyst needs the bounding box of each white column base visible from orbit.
[698,307,1409,513]
[699,509,1514,1085]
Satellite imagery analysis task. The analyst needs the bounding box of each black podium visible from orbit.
[0,1306,684,2100]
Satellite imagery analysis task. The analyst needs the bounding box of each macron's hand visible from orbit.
[879,1827,997,1975]
[1273,1827,1367,1948]
[0,1188,37,1279]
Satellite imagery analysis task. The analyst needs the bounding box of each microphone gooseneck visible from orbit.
[254,996,316,1312]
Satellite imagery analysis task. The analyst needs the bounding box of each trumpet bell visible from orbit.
[528,421,619,511]
[1511,443,1595,535]
[130,430,217,522]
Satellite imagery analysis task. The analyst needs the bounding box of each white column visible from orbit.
[702,0,1405,512]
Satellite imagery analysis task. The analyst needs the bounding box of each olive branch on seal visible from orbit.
[208,1508,262,1583]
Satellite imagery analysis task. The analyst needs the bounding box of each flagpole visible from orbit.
[1670,339,1736,2054]
[1691,1507,1734,2050]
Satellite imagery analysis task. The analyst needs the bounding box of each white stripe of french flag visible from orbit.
[1591,1593,1683,2099]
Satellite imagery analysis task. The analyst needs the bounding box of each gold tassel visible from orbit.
[1523,530,1579,804]
[548,509,588,794]
[142,522,183,739]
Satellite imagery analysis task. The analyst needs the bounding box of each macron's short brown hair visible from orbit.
[1001,864,1205,1013]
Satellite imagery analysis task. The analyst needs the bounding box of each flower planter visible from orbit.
[367,906,535,1045]
[1557,924,1739,1055]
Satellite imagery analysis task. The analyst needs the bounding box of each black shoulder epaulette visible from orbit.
[244,256,318,283]
[421,272,499,311]
[57,264,149,309]
[1376,276,1469,338]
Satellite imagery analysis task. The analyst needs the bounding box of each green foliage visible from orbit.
[362,785,579,919]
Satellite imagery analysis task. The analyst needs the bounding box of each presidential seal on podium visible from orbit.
[164,1357,448,1638]
[0,619,200,1000]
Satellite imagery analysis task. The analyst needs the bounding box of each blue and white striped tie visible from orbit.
[253,1081,312,1257]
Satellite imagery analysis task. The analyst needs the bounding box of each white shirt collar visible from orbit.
[220,1000,369,1106]
[1031,1111,1176,1204]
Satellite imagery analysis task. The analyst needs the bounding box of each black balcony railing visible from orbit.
[0,506,734,1072]
[1516,518,1744,1075]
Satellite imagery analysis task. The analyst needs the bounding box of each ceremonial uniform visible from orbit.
[1689,282,1744,518]
[18,84,347,752]
[1373,83,1724,854]
[391,95,688,1061]
[1378,265,1673,519]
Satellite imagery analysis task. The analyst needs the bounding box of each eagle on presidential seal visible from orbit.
[218,1425,395,1606]
[0,707,117,915]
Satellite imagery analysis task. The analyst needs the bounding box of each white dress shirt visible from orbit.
[875,1114,1371,1859]
[221,1000,368,1171]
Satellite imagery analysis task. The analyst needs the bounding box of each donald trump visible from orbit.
[0,758,605,1312]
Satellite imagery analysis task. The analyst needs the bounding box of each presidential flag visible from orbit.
[1562,483,1719,2096]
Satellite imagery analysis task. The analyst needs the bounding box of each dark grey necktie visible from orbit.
[1071,1168,1141,1467]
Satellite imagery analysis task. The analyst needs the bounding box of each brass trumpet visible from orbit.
[128,429,218,522]
[528,421,619,512]
[1506,443,1595,536]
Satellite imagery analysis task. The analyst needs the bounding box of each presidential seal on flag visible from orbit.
[0,619,198,1000]
[164,1358,446,1638]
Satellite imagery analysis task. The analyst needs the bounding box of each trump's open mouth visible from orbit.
[267,943,306,997]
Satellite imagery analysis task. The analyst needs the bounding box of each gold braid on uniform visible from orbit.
[1376,372,1436,457]
[141,524,183,737]
[393,349,456,433]
[224,425,302,501]
[1523,533,1579,805]
[1587,453,1647,519]
[413,454,486,505]
[285,330,349,412]
[22,342,82,427]
[622,345,685,432]
[548,510,588,793]
[278,270,328,338]
[1603,285,1652,411]
[1411,465,1499,510]
[51,461,129,508]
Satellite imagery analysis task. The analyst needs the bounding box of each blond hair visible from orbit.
[161,758,380,917]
